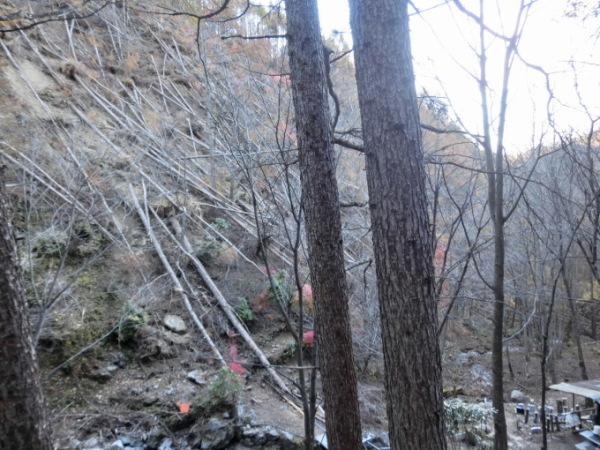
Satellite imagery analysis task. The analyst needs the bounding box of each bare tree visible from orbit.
[427,1,540,446]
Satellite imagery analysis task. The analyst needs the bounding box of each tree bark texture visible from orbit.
[285,1,362,449]
[0,166,54,450]
[349,1,446,448]
[490,209,508,450]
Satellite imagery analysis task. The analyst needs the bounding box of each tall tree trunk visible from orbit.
[561,265,588,380]
[475,0,526,444]
[349,1,446,448]
[591,279,597,339]
[285,2,362,449]
[490,208,508,450]
[0,166,54,450]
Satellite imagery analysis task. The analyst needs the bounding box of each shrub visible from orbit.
[208,367,243,402]
[195,219,231,264]
[444,398,495,449]
[302,330,314,347]
[195,235,220,264]
[210,218,230,233]
[290,284,314,315]
[31,227,69,257]
[193,367,243,415]
[117,302,147,344]
[235,297,254,324]
[73,223,105,257]
[268,269,292,308]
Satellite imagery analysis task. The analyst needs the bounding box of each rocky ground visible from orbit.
[38,300,599,449]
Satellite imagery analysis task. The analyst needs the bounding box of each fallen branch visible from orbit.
[43,322,119,380]
[167,215,292,396]
[128,183,226,366]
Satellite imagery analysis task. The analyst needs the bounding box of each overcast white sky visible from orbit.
[316,0,600,153]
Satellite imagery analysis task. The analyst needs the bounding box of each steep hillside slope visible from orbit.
[0,3,328,448]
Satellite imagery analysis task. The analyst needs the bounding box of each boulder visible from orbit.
[235,403,257,426]
[135,325,189,360]
[158,437,175,450]
[242,427,266,447]
[81,437,101,449]
[88,361,120,383]
[106,440,124,450]
[278,430,304,450]
[200,418,235,450]
[187,369,208,386]
[510,390,527,403]
[163,315,187,334]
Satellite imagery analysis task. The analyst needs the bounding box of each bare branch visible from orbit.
[130,0,233,21]
[221,33,287,40]
[0,0,112,32]
[333,137,364,152]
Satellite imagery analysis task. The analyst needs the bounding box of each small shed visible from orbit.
[550,380,600,418]
[550,380,600,404]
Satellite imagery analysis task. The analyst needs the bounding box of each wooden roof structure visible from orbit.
[550,380,600,402]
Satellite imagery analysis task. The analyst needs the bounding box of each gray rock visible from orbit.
[143,395,159,406]
[163,315,187,334]
[455,350,480,365]
[201,418,235,449]
[253,431,266,446]
[236,403,256,426]
[242,427,266,446]
[187,369,207,385]
[264,425,280,441]
[242,428,259,438]
[117,435,132,446]
[127,443,145,450]
[107,440,125,450]
[100,351,127,368]
[511,389,527,403]
[278,430,303,450]
[89,363,120,382]
[158,437,175,450]
[106,364,119,373]
[144,429,166,449]
[471,364,492,386]
[81,437,99,448]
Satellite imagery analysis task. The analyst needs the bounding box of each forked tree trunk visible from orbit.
[349,1,446,448]
[0,166,54,450]
[285,1,362,449]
